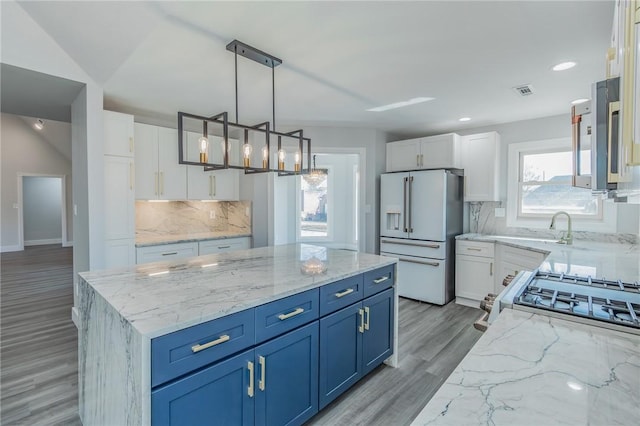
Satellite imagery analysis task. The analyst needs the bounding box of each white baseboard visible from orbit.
[63,240,74,247]
[24,238,63,246]
[71,307,79,328]
[0,245,22,253]
[455,296,482,309]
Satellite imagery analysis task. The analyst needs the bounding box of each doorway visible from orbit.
[18,174,68,250]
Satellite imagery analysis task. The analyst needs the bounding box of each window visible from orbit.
[299,170,329,238]
[507,138,615,232]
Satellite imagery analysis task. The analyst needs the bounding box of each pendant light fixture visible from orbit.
[303,155,327,187]
[177,40,311,176]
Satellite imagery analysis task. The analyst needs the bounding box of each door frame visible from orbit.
[17,173,69,250]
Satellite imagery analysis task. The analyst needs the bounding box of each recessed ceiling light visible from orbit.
[458,117,471,122]
[367,97,435,112]
[571,98,589,105]
[552,61,576,71]
[34,119,44,130]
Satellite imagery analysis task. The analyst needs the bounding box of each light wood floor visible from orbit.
[0,245,483,425]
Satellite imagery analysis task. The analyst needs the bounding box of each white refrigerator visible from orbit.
[379,169,462,304]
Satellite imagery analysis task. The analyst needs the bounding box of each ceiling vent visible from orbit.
[513,84,535,96]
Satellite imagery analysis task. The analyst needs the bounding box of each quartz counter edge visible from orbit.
[135,232,252,247]
[79,245,398,339]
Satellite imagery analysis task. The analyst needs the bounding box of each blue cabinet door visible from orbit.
[319,302,363,409]
[362,288,394,376]
[151,348,254,426]
[255,322,319,426]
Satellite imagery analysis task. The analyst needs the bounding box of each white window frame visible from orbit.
[507,138,616,232]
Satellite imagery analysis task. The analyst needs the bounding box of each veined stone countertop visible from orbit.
[457,233,640,283]
[412,309,640,425]
[135,231,252,247]
[79,244,396,338]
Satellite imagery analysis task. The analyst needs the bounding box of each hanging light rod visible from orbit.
[177,39,311,176]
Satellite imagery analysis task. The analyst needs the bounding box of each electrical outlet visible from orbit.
[12,203,18,209]
[209,211,216,219]
[74,205,78,216]
[245,207,250,216]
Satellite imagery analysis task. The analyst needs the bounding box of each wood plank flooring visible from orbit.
[0,245,483,425]
[1,245,81,426]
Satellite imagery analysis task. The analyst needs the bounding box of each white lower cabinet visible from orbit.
[198,237,251,255]
[136,242,198,264]
[494,245,546,294]
[455,241,494,306]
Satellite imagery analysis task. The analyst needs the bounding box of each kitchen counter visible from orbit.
[135,230,252,247]
[457,233,639,283]
[411,308,640,425]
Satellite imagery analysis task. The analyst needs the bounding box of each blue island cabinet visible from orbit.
[319,287,395,409]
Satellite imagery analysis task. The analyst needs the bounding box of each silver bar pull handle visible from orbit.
[399,258,440,267]
[380,240,440,249]
[258,355,266,391]
[373,276,389,284]
[218,245,231,249]
[162,252,178,256]
[247,361,254,397]
[467,247,482,252]
[364,306,370,330]
[191,334,230,353]
[358,308,365,333]
[408,176,414,233]
[277,307,304,320]
[403,177,408,233]
[335,288,354,298]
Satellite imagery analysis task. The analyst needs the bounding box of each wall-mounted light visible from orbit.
[34,119,44,130]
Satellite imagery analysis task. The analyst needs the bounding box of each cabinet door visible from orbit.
[455,254,494,302]
[104,110,134,157]
[134,123,160,200]
[104,239,135,269]
[255,322,318,426]
[362,288,394,376]
[461,132,500,201]
[186,133,239,200]
[198,237,251,255]
[420,133,460,169]
[158,127,187,200]
[319,302,363,409]
[136,242,198,264]
[152,348,254,426]
[386,139,420,172]
[104,156,134,240]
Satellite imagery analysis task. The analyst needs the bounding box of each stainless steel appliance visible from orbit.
[379,169,462,304]
[571,77,622,192]
[504,270,640,335]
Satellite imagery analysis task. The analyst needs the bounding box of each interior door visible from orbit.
[408,170,446,241]
[380,173,409,238]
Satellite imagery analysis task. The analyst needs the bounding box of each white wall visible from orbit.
[0,113,73,250]
[23,176,62,244]
[450,113,638,236]
[1,1,106,306]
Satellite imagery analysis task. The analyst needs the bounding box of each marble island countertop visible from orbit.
[412,309,640,425]
[135,230,252,247]
[457,233,639,283]
[79,244,396,338]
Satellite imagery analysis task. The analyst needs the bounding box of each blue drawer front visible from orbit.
[151,309,255,387]
[363,264,395,298]
[319,274,364,316]
[255,289,319,344]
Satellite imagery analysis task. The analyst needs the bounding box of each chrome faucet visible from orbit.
[549,211,573,245]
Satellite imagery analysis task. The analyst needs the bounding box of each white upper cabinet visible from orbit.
[104,110,135,157]
[386,133,460,172]
[460,132,501,202]
[134,123,187,200]
[186,132,240,201]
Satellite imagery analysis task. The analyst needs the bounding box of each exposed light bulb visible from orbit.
[34,119,44,130]
[294,151,301,172]
[262,146,269,168]
[198,136,209,163]
[278,149,286,170]
[243,143,253,167]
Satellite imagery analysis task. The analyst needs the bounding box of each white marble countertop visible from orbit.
[79,244,396,338]
[412,309,640,425]
[457,233,640,283]
[135,231,252,247]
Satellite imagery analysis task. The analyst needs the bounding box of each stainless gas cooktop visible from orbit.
[512,271,640,335]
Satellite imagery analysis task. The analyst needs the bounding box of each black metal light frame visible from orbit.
[177,39,311,175]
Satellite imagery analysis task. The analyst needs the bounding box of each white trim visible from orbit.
[24,238,63,246]
[63,240,74,247]
[0,245,22,253]
[17,173,68,250]
[506,139,616,232]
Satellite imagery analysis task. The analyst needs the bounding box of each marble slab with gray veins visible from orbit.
[412,309,640,425]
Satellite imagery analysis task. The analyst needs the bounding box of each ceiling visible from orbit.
[15,1,614,138]
[18,115,72,161]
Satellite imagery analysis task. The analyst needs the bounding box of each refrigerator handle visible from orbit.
[408,176,414,233]
[403,177,408,233]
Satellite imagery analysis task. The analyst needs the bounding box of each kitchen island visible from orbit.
[78,244,397,425]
